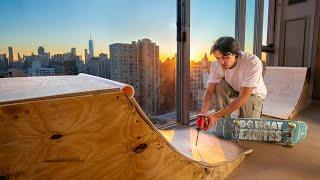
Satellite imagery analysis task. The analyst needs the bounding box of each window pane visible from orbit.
[262,0,269,46]
[190,0,236,117]
[245,0,255,54]
[0,0,176,128]
[261,52,267,62]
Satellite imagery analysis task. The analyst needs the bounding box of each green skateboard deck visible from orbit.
[207,118,308,146]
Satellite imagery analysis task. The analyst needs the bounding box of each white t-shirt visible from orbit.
[207,51,267,99]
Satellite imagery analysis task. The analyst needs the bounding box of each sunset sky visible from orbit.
[0,0,267,62]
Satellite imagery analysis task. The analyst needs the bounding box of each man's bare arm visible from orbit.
[201,83,216,114]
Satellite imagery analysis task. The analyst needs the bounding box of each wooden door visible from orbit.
[278,0,317,67]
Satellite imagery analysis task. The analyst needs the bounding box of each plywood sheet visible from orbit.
[0,89,251,179]
[0,73,134,105]
[262,67,308,119]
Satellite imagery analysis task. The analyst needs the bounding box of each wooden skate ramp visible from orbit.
[262,67,309,119]
[0,74,251,179]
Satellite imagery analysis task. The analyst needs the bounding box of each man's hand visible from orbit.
[207,113,219,129]
[196,114,209,130]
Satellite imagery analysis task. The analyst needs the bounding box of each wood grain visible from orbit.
[0,91,249,179]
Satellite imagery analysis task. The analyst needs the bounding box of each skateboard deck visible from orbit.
[207,118,308,147]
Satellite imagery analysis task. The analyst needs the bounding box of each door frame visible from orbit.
[311,0,320,98]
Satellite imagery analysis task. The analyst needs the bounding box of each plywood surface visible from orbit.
[0,73,134,105]
[262,67,308,119]
[0,91,250,179]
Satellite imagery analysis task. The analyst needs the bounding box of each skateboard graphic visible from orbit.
[208,118,308,147]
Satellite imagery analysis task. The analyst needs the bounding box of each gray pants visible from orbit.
[215,79,263,118]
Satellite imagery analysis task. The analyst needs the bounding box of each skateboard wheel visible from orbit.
[285,143,294,148]
[234,120,240,126]
[288,122,296,129]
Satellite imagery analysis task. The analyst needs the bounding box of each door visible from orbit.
[278,0,317,67]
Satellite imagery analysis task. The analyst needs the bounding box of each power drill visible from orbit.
[195,115,209,146]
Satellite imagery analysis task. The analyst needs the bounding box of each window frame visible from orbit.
[170,0,267,128]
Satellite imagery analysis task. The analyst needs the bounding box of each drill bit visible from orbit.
[195,128,200,146]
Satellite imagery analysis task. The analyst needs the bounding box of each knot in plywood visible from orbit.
[133,143,148,153]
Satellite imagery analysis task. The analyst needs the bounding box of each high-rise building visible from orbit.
[105,55,111,79]
[63,60,78,75]
[17,53,22,61]
[89,55,107,78]
[49,60,65,75]
[51,54,63,62]
[0,54,9,74]
[71,48,76,56]
[137,39,160,116]
[38,53,50,67]
[201,53,211,88]
[160,56,176,114]
[27,60,55,76]
[38,46,45,55]
[8,47,13,62]
[23,54,38,71]
[201,53,211,73]
[89,35,94,60]
[189,53,212,114]
[99,53,108,78]
[63,52,74,61]
[36,46,49,67]
[109,39,160,116]
[109,42,138,89]
[84,49,89,64]
[87,53,108,78]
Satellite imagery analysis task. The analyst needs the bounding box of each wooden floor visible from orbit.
[226,100,320,180]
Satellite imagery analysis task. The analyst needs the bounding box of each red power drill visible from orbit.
[195,115,209,146]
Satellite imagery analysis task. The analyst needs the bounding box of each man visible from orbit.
[200,36,267,129]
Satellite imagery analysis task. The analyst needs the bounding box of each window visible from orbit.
[0,0,177,128]
[2,0,269,127]
[190,0,236,117]
[262,0,272,63]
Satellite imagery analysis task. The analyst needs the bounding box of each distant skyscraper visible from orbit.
[18,53,22,61]
[109,39,160,116]
[189,55,211,114]
[8,47,13,62]
[0,54,9,77]
[71,48,76,56]
[28,59,55,76]
[38,46,45,55]
[201,53,211,73]
[37,46,50,67]
[109,42,139,95]
[160,56,176,114]
[137,39,160,116]
[89,35,94,60]
[84,49,89,64]
[88,54,107,78]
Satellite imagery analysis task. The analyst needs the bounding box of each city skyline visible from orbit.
[0,0,267,62]
[0,37,210,63]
